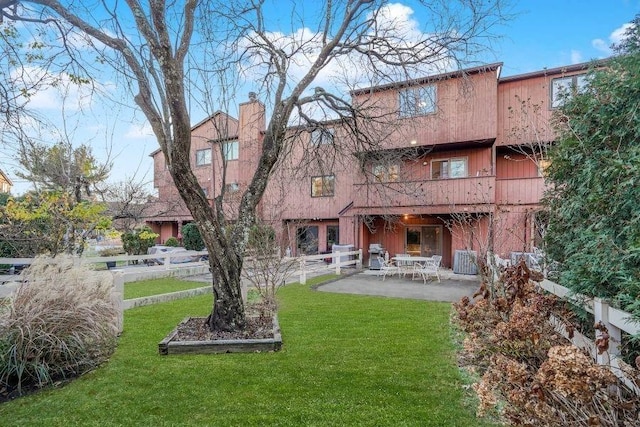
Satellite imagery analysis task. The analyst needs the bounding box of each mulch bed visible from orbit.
[174,315,275,341]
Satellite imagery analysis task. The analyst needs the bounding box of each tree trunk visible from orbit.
[201,220,246,332]
[206,263,246,331]
[169,154,247,332]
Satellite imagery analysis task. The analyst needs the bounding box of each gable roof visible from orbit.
[191,110,239,133]
[499,59,609,83]
[350,62,503,96]
[0,168,13,186]
[148,110,241,157]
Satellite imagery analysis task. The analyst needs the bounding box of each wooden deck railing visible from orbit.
[495,177,546,205]
[352,176,496,209]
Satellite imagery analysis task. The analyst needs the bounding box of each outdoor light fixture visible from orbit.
[410,140,417,145]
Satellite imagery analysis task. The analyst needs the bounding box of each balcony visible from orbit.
[496,177,546,205]
[352,176,495,214]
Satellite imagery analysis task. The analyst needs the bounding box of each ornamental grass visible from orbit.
[0,256,118,397]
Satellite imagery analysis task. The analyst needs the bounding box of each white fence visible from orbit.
[1,249,364,333]
[0,251,210,283]
[491,254,640,394]
[294,249,363,284]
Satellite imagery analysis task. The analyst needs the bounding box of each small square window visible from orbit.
[196,149,211,166]
[223,141,239,160]
[372,164,399,182]
[311,175,335,197]
[310,128,335,145]
[551,73,588,108]
[538,159,551,177]
[431,157,467,179]
[399,85,436,117]
[224,182,240,193]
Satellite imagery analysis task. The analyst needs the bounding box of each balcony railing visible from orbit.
[496,177,546,205]
[352,176,496,211]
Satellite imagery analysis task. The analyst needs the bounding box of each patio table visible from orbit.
[392,256,434,278]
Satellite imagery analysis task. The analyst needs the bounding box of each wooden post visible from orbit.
[335,252,341,276]
[357,249,363,269]
[112,271,125,335]
[300,257,306,285]
[593,297,622,365]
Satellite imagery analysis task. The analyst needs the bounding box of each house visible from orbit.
[148,61,594,268]
[0,169,12,194]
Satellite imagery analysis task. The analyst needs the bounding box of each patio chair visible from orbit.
[412,255,442,284]
[378,256,399,281]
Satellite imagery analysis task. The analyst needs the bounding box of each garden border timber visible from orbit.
[158,316,282,355]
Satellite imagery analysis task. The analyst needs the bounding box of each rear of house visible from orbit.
[146,60,596,271]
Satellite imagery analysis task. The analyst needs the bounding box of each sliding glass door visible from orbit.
[405,225,442,257]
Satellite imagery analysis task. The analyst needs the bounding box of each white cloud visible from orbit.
[12,66,95,111]
[591,38,609,53]
[611,23,634,45]
[238,2,452,103]
[124,122,154,139]
[592,22,634,55]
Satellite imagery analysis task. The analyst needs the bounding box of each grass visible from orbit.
[123,278,208,299]
[0,275,496,426]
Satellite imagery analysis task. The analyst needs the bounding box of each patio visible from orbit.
[316,269,480,303]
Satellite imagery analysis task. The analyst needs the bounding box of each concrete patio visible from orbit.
[316,269,481,303]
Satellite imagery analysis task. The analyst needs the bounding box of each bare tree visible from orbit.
[98,178,182,233]
[1,0,509,332]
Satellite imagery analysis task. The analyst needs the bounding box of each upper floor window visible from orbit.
[223,141,239,160]
[195,148,211,166]
[431,157,467,179]
[373,163,399,182]
[551,73,588,108]
[311,175,335,197]
[310,128,334,145]
[399,85,436,117]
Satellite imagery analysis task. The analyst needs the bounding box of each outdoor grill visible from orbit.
[368,243,384,270]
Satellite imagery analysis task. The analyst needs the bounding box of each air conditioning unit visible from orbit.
[453,250,477,275]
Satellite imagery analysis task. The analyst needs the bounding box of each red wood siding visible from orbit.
[353,70,498,149]
[497,69,587,146]
[353,176,496,213]
[147,63,578,260]
[496,177,546,206]
[496,152,539,178]
[363,216,453,268]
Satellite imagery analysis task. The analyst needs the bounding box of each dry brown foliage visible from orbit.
[454,260,640,426]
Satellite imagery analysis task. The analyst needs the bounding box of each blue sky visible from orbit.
[4,0,639,196]
[492,0,638,75]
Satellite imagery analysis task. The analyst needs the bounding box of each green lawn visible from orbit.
[0,276,494,427]
[124,277,208,299]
